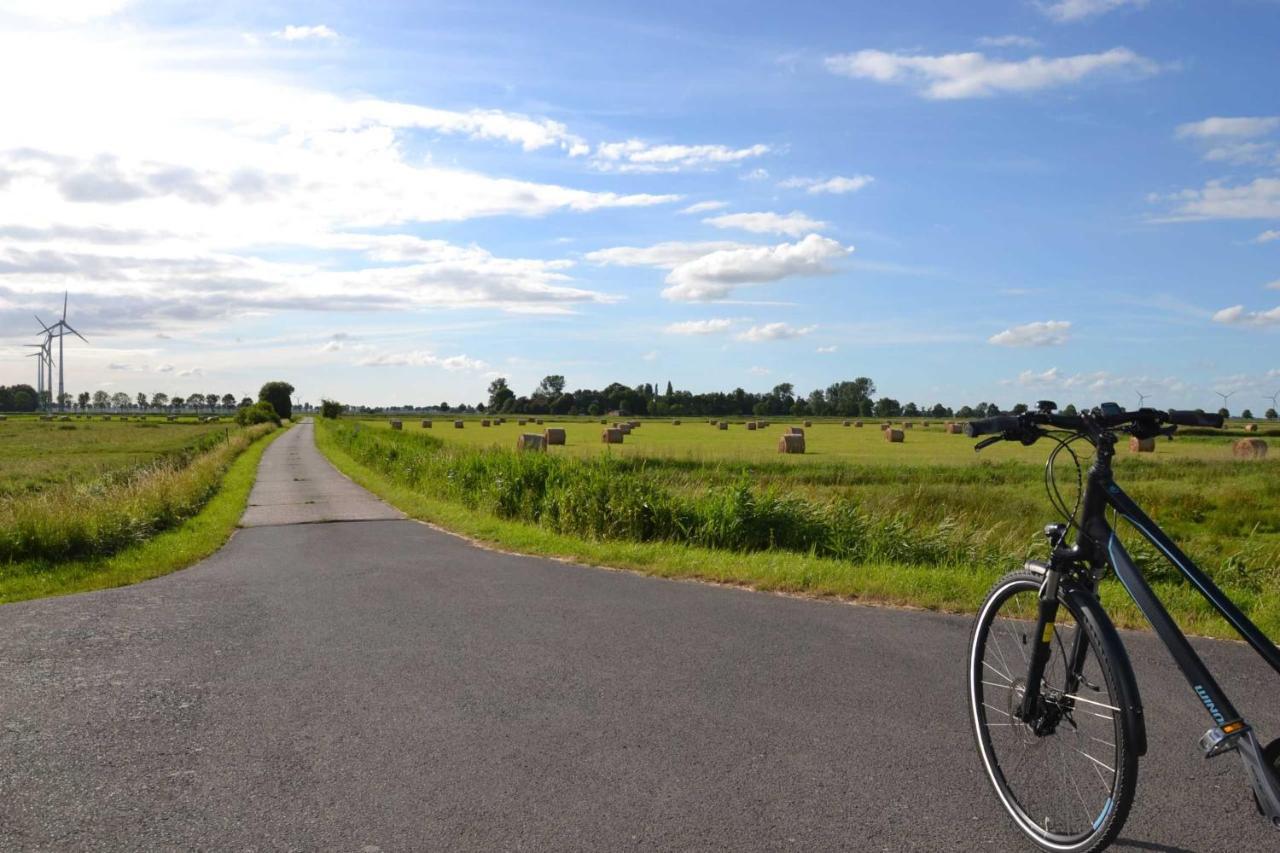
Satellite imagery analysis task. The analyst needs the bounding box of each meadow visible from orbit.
[318,415,1279,639]
[0,415,281,602]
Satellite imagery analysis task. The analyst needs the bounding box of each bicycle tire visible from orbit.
[968,569,1139,852]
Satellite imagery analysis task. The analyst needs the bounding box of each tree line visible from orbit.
[0,382,303,418]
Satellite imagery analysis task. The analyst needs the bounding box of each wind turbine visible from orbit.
[1135,390,1150,409]
[1214,390,1235,417]
[1265,390,1279,410]
[39,293,88,412]
[23,346,46,403]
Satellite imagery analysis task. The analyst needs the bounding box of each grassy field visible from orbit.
[0,416,282,603]
[0,415,234,498]
[318,416,1279,640]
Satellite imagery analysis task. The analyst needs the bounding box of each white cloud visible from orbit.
[1160,178,1280,221]
[748,366,771,376]
[356,350,489,370]
[664,318,734,335]
[780,175,874,195]
[584,241,749,269]
[816,345,837,353]
[988,320,1072,347]
[679,200,729,215]
[177,367,203,377]
[272,25,338,42]
[1212,304,1280,327]
[737,322,815,342]
[825,47,1156,99]
[662,234,851,302]
[978,35,1041,49]
[1040,0,1148,23]
[1255,230,1280,244]
[641,350,659,362]
[591,141,769,173]
[703,210,827,238]
[1176,116,1280,140]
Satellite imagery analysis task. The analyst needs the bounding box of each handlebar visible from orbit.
[964,406,1224,444]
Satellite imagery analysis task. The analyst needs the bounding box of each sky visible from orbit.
[0,0,1278,411]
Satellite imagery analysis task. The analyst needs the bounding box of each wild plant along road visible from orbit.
[0,420,1275,850]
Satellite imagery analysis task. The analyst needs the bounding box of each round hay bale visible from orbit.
[1233,438,1267,459]
[843,420,851,427]
[672,420,681,425]
[0,415,5,421]
[602,427,623,444]
[945,422,963,434]
[854,421,864,427]
[543,427,566,446]
[481,419,491,427]
[600,419,608,424]
[454,420,464,429]
[904,422,914,429]
[518,419,527,426]
[1243,423,1258,433]
[389,420,402,430]
[778,433,806,454]
[420,420,432,428]
[1128,436,1154,453]
[710,420,719,427]
[884,428,904,443]
[803,420,813,427]
[517,433,546,452]
[535,418,544,425]
[747,421,757,431]
[629,421,641,428]
[718,422,728,430]
[786,426,804,437]
[167,416,176,422]
[617,423,632,434]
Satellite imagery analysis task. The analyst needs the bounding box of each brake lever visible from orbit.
[974,435,1003,453]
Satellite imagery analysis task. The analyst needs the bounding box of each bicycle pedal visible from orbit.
[1201,725,1245,758]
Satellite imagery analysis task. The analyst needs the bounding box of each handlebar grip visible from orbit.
[964,415,1023,438]
[1168,410,1225,429]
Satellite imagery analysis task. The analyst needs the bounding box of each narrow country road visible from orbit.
[1,420,1276,851]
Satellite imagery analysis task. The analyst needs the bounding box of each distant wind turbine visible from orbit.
[38,293,88,411]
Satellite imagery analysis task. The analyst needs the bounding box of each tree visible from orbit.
[221,393,236,409]
[1012,403,1029,414]
[258,381,295,420]
[488,377,515,411]
[111,392,130,409]
[1218,407,1230,419]
[137,392,148,409]
[665,380,674,399]
[320,399,342,419]
[77,391,90,409]
[151,392,169,408]
[93,390,110,409]
[1063,404,1078,416]
[536,375,566,398]
[1267,408,1278,420]
[239,397,253,408]
[903,402,920,417]
[1241,408,1254,419]
[873,397,901,418]
[204,393,219,410]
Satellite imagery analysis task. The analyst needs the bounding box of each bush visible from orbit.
[236,401,281,426]
[320,398,343,419]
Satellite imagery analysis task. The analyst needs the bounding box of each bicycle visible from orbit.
[964,402,1280,852]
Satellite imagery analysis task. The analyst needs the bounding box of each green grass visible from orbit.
[0,415,233,497]
[0,424,286,604]
[316,418,1279,641]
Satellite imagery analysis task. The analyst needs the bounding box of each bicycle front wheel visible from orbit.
[968,569,1138,853]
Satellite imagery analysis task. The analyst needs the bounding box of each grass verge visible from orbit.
[0,424,287,605]
[315,420,1277,642]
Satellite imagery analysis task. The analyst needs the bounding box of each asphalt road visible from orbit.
[1,421,1277,851]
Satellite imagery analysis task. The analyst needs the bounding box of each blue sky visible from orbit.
[0,0,1277,410]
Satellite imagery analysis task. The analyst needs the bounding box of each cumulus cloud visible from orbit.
[272,25,338,41]
[584,241,749,269]
[679,200,729,215]
[988,320,1072,347]
[1255,230,1280,244]
[825,47,1156,99]
[780,175,874,195]
[662,234,851,302]
[703,210,827,238]
[591,141,770,173]
[736,322,815,342]
[816,345,837,353]
[1175,117,1280,165]
[1040,0,1148,22]
[1212,304,1280,327]
[1158,178,1280,221]
[664,318,734,335]
[356,350,488,370]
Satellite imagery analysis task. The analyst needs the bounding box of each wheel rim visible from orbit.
[970,579,1124,848]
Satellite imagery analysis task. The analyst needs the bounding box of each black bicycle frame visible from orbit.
[1072,447,1280,732]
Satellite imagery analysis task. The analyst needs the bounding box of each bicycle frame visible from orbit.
[1023,432,1280,823]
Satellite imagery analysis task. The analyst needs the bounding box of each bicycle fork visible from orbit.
[1015,567,1062,729]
